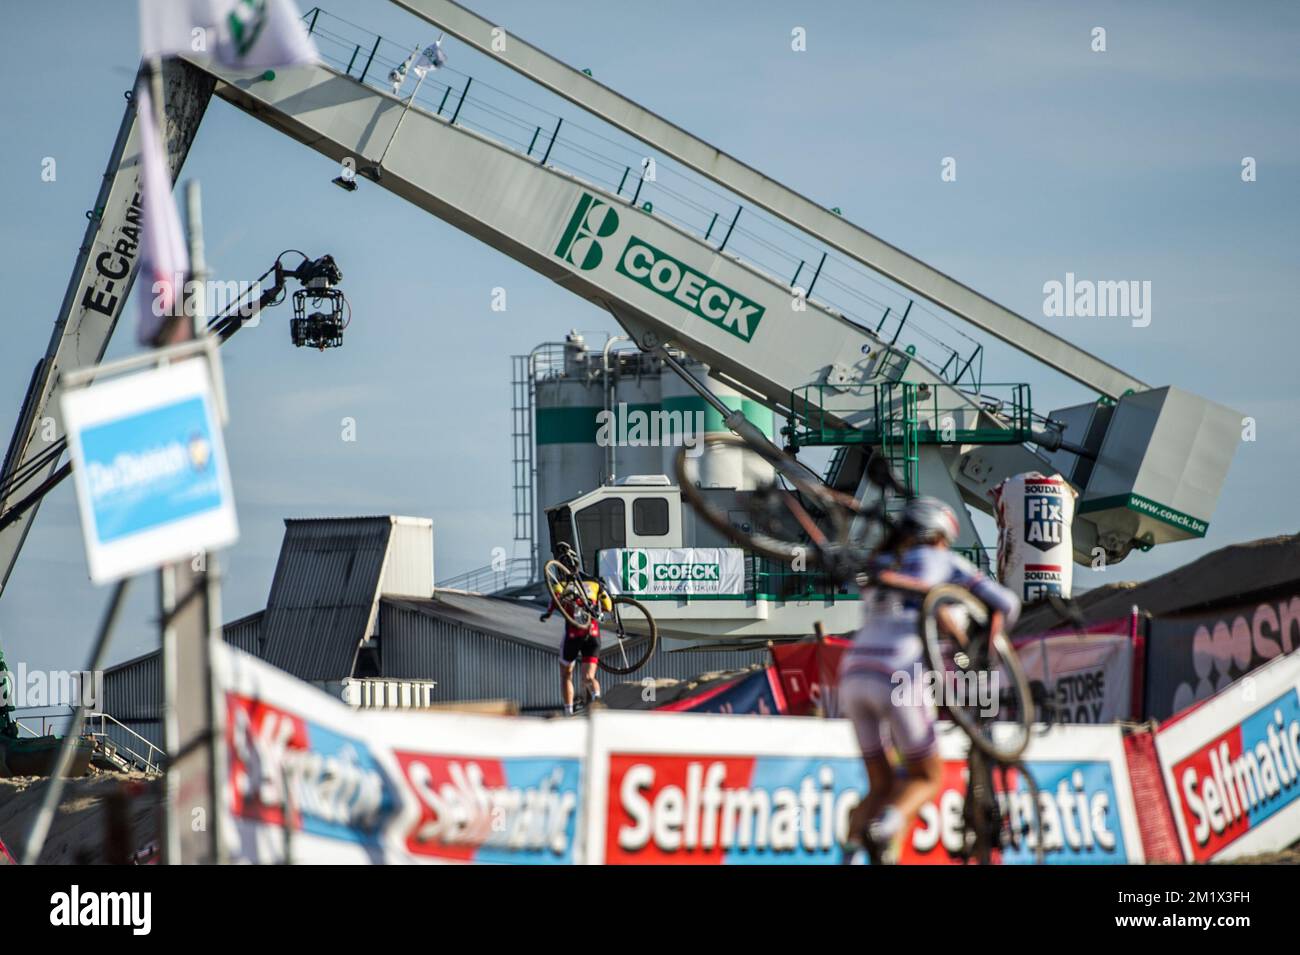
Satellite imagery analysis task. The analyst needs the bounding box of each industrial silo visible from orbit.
[659,357,775,489]
[534,332,606,554]
[605,348,665,482]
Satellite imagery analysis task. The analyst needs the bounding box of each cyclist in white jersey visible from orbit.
[840,496,1020,863]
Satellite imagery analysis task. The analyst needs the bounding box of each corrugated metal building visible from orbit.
[380,593,769,711]
[260,516,433,680]
[100,610,265,755]
[101,515,767,729]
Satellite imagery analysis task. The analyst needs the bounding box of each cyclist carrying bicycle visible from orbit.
[841,496,1020,864]
[540,543,609,715]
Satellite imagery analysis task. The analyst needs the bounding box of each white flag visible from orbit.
[134,86,190,345]
[139,0,318,69]
[389,48,417,95]
[413,40,447,78]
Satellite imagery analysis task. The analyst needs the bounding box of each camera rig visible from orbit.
[207,251,350,350]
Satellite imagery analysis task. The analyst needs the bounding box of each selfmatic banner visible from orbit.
[1155,651,1300,862]
[214,647,1160,865]
[217,645,586,865]
[899,724,1144,865]
[585,712,1143,865]
[599,547,745,597]
[61,359,238,583]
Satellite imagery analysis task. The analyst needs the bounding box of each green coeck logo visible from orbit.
[654,563,720,582]
[555,193,619,270]
[621,549,649,591]
[554,191,765,343]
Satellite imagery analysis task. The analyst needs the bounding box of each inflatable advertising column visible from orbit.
[991,472,1078,603]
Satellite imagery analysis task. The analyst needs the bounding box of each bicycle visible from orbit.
[542,547,659,676]
[675,433,1043,864]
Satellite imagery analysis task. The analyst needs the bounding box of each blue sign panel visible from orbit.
[62,359,237,582]
[80,396,224,543]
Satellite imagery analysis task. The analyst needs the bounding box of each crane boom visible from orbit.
[0,7,1238,599]
[393,0,1145,400]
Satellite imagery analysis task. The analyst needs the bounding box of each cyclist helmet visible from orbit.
[900,496,960,545]
[555,541,580,569]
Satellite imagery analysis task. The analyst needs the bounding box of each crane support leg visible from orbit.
[0,60,214,598]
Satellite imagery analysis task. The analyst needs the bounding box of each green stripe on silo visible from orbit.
[661,395,774,436]
[536,406,603,444]
[538,399,774,445]
[536,404,662,444]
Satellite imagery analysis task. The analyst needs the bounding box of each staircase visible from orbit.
[878,382,921,503]
[85,713,165,776]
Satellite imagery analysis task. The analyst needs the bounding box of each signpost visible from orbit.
[55,328,236,865]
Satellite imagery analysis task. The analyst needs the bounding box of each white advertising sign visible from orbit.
[585,711,1144,865]
[1015,632,1134,723]
[61,359,238,583]
[216,643,588,865]
[992,472,1077,603]
[1155,651,1300,862]
[599,547,745,597]
[211,647,1146,866]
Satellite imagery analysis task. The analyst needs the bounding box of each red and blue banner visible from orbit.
[586,713,1144,864]
[217,646,587,865]
[656,666,787,716]
[393,752,581,864]
[1157,651,1300,861]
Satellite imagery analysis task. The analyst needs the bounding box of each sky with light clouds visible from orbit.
[0,0,1296,676]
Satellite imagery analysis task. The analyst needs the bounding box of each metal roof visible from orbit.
[1014,533,1300,635]
[259,517,396,682]
[384,591,557,651]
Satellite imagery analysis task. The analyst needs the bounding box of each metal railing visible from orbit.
[10,708,68,738]
[955,546,996,575]
[298,7,991,393]
[788,381,1035,449]
[85,712,165,775]
[12,716,54,737]
[436,557,535,594]
[10,708,164,775]
[750,556,854,602]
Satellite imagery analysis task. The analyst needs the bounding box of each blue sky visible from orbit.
[1,0,1297,675]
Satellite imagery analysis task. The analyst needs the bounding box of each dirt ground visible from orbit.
[1225,847,1300,864]
[0,770,160,864]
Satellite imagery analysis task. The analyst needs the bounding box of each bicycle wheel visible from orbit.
[542,560,596,629]
[597,596,658,675]
[674,434,862,568]
[919,584,1033,762]
[998,760,1045,865]
[962,749,999,865]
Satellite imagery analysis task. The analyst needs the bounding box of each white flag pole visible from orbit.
[378,35,445,167]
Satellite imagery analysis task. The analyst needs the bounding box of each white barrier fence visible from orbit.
[215,643,1298,864]
[1155,650,1300,862]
